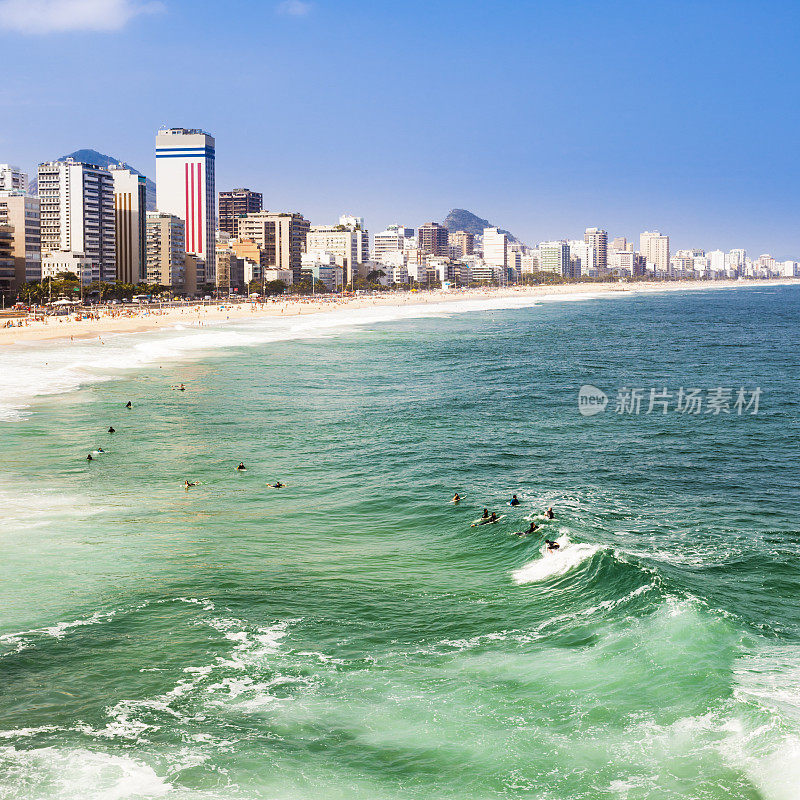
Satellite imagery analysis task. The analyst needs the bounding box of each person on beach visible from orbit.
[510,494,520,506]
[237,463,246,471]
[545,507,554,519]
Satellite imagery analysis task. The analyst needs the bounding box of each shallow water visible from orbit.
[1,286,799,799]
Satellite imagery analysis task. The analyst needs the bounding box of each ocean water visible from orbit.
[1,286,799,800]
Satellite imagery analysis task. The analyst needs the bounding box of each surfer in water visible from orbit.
[237,463,246,471]
[267,481,284,488]
[545,507,554,520]
[509,494,520,506]
[184,480,197,489]
[545,539,560,551]
[125,401,132,409]
[515,521,538,536]
[452,493,461,503]
[489,512,498,523]
[108,426,115,433]
[86,453,93,461]
[482,508,489,519]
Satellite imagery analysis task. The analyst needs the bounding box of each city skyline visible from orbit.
[1,1,800,257]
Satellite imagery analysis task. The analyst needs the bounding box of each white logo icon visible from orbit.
[578,385,608,416]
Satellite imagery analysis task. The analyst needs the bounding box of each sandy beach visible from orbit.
[1,278,797,346]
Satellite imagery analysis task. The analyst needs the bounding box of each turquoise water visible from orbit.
[1,287,799,800]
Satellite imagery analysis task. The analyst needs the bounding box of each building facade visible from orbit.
[237,211,310,284]
[0,165,27,192]
[584,228,608,274]
[38,159,116,283]
[218,188,262,237]
[539,241,571,276]
[417,222,449,257]
[483,228,508,272]
[155,128,216,284]
[110,166,147,284]
[639,230,670,275]
[145,212,186,288]
[0,193,40,284]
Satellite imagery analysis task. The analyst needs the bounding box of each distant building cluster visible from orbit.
[1,129,797,297]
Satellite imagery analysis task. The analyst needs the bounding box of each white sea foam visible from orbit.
[0,292,602,421]
[512,536,600,584]
[0,610,117,658]
[0,746,172,799]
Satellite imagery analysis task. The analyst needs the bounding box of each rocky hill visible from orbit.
[441,208,518,242]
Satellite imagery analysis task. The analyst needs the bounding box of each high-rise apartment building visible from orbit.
[373,225,414,264]
[568,240,595,277]
[218,188,262,237]
[110,165,147,284]
[0,193,40,283]
[146,211,186,287]
[584,228,608,274]
[417,222,449,257]
[237,211,310,283]
[155,128,216,282]
[0,225,15,294]
[449,230,475,258]
[306,222,368,285]
[539,241,571,276]
[0,165,27,192]
[639,230,670,274]
[483,228,508,271]
[38,159,116,283]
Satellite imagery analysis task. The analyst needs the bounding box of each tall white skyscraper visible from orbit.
[483,227,508,270]
[37,159,116,283]
[539,241,571,276]
[155,128,216,283]
[639,230,670,274]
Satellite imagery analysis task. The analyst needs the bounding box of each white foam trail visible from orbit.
[512,536,600,584]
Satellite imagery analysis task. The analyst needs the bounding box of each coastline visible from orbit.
[2,278,798,346]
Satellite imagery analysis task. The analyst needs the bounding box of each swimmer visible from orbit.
[509,494,520,506]
[86,453,93,461]
[237,463,246,471]
[108,426,115,433]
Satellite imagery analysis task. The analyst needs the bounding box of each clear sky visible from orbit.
[1,0,799,256]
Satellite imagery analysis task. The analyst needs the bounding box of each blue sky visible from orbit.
[1,0,799,256]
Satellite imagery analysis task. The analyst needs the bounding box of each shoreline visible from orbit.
[1,278,798,346]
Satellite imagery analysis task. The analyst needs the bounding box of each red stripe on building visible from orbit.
[185,162,190,253]
[190,163,195,252]
[197,162,203,254]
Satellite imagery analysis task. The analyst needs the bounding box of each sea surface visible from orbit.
[1,286,799,800]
